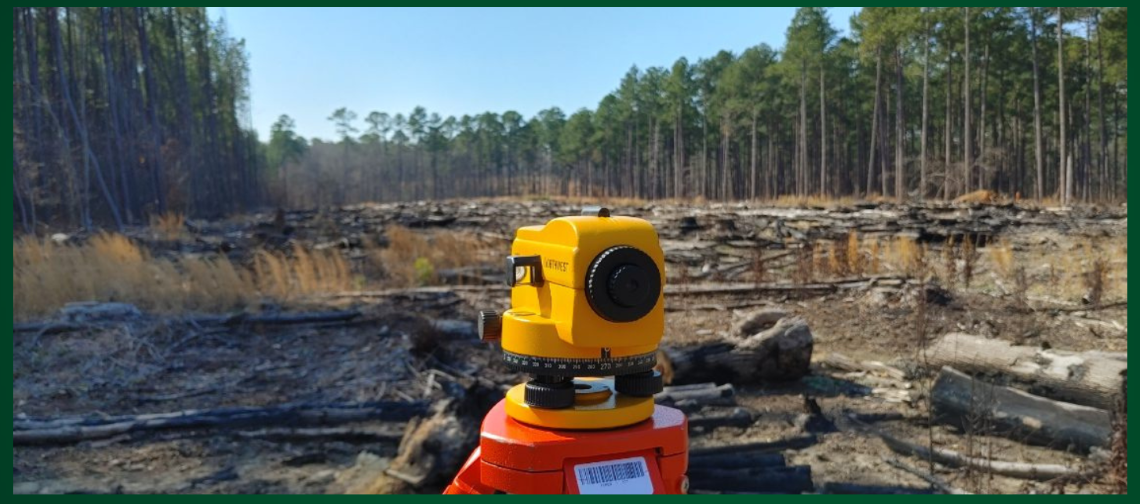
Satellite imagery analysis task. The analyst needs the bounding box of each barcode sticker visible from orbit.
[573,457,653,495]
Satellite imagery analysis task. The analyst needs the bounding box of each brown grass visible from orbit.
[370,225,488,288]
[988,239,1015,279]
[13,233,255,320]
[253,245,353,301]
[770,194,858,208]
[889,236,925,276]
[12,233,363,321]
[846,231,863,276]
[150,211,186,240]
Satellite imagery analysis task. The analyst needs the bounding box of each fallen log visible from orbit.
[930,367,1111,454]
[817,482,934,495]
[666,276,910,297]
[922,333,1126,410]
[234,426,403,443]
[868,422,1086,481]
[687,465,813,494]
[655,383,736,412]
[689,435,819,457]
[660,316,813,385]
[688,407,755,431]
[690,452,786,470]
[820,352,909,381]
[13,400,428,446]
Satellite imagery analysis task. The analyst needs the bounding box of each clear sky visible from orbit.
[209,7,860,142]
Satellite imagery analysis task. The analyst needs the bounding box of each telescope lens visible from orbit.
[586,246,661,322]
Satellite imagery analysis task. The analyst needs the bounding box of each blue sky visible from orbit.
[209,7,860,141]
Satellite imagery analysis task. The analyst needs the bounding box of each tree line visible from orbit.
[13,7,261,233]
[13,8,1128,232]
[268,7,1127,209]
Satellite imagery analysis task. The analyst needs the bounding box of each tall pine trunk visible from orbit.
[1058,7,1069,205]
[920,12,929,200]
[1031,10,1045,200]
[895,47,904,200]
[963,7,972,194]
[867,47,881,197]
[819,64,826,197]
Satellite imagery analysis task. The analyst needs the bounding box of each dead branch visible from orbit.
[13,400,428,446]
[885,457,972,495]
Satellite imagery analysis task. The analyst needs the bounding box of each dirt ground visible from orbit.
[12,200,1127,494]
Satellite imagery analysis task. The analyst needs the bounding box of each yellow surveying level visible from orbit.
[447,207,688,494]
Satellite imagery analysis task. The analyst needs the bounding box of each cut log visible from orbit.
[732,307,788,337]
[690,452,786,470]
[820,352,908,381]
[922,333,1126,410]
[656,383,736,412]
[13,400,428,446]
[687,465,813,494]
[930,367,1111,453]
[867,422,1086,481]
[660,316,813,385]
[688,407,756,431]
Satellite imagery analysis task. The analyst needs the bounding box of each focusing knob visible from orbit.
[524,379,576,409]
[615,370,664,397]
[586,246,661,322]
[478,311,501,342]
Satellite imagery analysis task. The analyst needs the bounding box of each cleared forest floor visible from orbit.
[13,198,1128,494]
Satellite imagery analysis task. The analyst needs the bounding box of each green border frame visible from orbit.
[4,3,1134,499]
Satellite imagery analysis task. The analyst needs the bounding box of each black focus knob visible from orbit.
[524,378,576,409]
[586,246,661,322]
[615,370,664,397]
[478,310,501,342]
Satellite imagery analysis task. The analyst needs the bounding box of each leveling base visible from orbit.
[444,399,689,494]
[505,377,656,430]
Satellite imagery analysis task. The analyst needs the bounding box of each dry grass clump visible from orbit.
[770,194,857,208]
[13,233,255,320]
[988,239,1015,279]
[888,236,925,276]
[13,233,363,321]
[253,244,353,300]
[846,231,863,275]
[371,226,488,287]
[150,211,186,240]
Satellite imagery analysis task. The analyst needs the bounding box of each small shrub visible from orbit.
[414,257,436,286]
[1085,257,1109,306]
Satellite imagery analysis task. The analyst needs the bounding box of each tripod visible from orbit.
[444,397,688,494]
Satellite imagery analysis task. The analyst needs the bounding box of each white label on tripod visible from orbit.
[573,456,653,494]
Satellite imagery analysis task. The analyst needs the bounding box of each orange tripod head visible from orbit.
[478,206,666,430]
